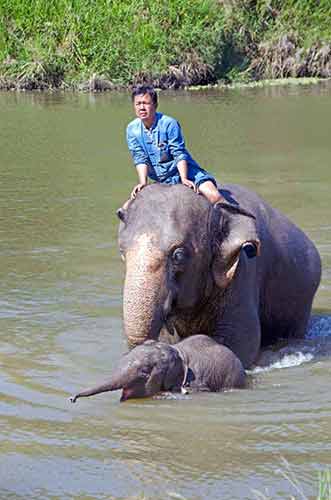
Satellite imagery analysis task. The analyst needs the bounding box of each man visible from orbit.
[126,85,223,204]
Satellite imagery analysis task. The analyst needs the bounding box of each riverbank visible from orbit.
[1,0,331,91]
[2,74,330,94]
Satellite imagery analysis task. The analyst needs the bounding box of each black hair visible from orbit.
[131,85,158,106]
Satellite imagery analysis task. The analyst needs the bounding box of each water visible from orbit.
[0,82,330,499]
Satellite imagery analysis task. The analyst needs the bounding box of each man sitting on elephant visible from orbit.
[126,85,224,205]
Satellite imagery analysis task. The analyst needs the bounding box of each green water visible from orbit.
[0,83,330,499]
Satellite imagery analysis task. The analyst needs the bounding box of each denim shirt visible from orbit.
[126,112,200,182]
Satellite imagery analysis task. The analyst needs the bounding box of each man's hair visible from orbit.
[131,85,158,106]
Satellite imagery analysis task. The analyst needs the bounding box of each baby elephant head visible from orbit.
[70,341,185,403]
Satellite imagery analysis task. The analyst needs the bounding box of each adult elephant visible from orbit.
[117,184,321,369]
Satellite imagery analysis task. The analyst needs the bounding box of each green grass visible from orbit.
[0,0,224,87]
[319,470,331,500]
[0,0,330,89]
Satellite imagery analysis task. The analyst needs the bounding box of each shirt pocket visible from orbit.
[158,142,172,163]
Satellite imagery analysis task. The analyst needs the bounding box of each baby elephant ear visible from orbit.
[211,203,260,289]
[163,348,186,392]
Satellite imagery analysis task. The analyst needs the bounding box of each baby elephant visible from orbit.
[70,335,246,403]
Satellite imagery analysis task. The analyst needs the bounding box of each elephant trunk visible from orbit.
[123,237,167,347]
[70,370,127,403]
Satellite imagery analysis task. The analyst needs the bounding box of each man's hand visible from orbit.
[181,178,198,193]
[130,183,147,199]
[177,160,198,193]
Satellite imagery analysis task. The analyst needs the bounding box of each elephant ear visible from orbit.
[144,346,184,395]
[211,203,261,289]
[162,348,186,392]
[116,207,127,223]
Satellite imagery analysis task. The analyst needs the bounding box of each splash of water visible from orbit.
[253,351,314,373]
[253,314,331,373]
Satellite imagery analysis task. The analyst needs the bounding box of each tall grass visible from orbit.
[0,0,224,87]
[0,0,330,89]
[217,0,331,81]
[318,470,331,500]
[252,458,331,500]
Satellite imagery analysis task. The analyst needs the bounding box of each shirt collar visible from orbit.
[142,112,162,132]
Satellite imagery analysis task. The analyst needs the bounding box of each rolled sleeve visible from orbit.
[167,120,190,162]
[126,126,149,166]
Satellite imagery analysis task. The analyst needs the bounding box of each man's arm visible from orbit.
[167,120,197,191]
[177,160,198,192]
[127,125,149,166]
[126,124,150,199]
[131,164,149,199]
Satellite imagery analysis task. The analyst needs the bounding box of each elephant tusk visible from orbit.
[163,290,176,320]
[176,347,190,394]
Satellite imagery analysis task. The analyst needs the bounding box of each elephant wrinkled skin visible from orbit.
[117,183,321,369]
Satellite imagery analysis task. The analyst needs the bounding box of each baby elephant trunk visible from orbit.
[70,368,128,403]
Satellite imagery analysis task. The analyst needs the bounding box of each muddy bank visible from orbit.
[0,54,215,91]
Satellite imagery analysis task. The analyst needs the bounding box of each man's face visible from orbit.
[133,93,156,125]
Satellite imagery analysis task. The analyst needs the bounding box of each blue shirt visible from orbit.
[126,112,201,183]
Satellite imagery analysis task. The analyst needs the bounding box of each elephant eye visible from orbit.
[171,247,187,265]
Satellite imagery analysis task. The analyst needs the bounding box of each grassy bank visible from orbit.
[0,0,330,90]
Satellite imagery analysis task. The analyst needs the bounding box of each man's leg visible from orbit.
[198,181,225,204]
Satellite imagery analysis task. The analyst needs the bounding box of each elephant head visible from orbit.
[117,184,260,348]
[70,340,185,402]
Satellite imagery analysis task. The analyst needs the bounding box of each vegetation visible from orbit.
[0,0,330,90]
[251,459,331,500]
[318,470,331,500]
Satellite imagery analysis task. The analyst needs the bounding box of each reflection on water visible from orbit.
[0,83,330,500]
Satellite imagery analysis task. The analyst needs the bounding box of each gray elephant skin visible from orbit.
[70,335,246,402]
[117,183,321,369]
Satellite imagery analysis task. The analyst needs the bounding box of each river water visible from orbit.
[0,83,330,499]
